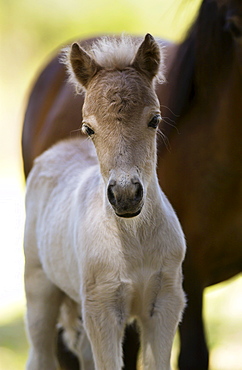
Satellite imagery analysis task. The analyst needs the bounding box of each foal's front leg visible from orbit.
[140,270,185,370]
[25,264,63,370]
[82,279,129,370]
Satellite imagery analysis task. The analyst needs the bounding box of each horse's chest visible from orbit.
[117,248,163,312]
[121,264,163,317]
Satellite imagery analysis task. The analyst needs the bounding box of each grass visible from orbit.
[204,276,242,370]
[0,308,28,370]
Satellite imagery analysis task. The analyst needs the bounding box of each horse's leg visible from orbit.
[178,261,209,370]
[25,265,63,370]
[78,329,95,370]
[83,305,126,369]
[139,274,185,370]
[82,282,129,370]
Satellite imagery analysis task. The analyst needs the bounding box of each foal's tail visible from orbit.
[58,297,82,351]
[57,327,80,370]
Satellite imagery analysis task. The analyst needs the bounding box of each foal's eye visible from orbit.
[148,114,162,129]
[82,124,95,136]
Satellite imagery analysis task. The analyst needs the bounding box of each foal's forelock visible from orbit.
[62,34,165,95]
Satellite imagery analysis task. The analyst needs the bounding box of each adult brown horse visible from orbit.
[22,0,242,369]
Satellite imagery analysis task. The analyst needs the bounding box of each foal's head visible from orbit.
[65,34,164,218]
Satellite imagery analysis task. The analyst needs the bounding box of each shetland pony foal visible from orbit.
[24,34,186,370]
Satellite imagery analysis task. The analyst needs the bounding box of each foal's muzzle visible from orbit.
[107,178,143,218]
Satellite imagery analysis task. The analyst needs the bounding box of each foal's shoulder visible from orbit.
[27,138,97,186]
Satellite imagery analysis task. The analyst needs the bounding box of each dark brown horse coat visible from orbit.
[22,1,242,369]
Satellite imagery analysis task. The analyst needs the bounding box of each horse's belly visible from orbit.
[204,215,242,285]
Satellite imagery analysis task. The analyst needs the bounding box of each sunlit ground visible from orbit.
[1,0,242,369]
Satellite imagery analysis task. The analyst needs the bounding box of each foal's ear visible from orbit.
[132,34,161,80]
[70,43,101,88]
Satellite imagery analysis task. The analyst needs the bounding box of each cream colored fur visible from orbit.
[24,34,186,370]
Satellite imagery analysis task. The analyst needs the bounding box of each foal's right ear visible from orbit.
[70,43,102,88]
[132,34,161,81]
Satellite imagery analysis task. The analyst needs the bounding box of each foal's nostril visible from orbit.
[134,182,143,202]
[107,182,116,206]
[107,178,143,213]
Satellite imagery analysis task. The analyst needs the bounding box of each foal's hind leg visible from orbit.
[25,264,63,370]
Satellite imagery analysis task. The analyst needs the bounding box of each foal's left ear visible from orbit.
[132,34,161,80]
[70,43,102,88]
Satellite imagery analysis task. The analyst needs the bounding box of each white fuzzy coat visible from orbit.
[24,138,186,370]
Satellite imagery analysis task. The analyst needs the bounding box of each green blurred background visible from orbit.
[0,0,241,369]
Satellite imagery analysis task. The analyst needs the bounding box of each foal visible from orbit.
[24,34,186,370]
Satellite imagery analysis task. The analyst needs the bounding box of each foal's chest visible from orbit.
[116,242,165,317]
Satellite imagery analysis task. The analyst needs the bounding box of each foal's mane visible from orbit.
[165,0,234,123]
